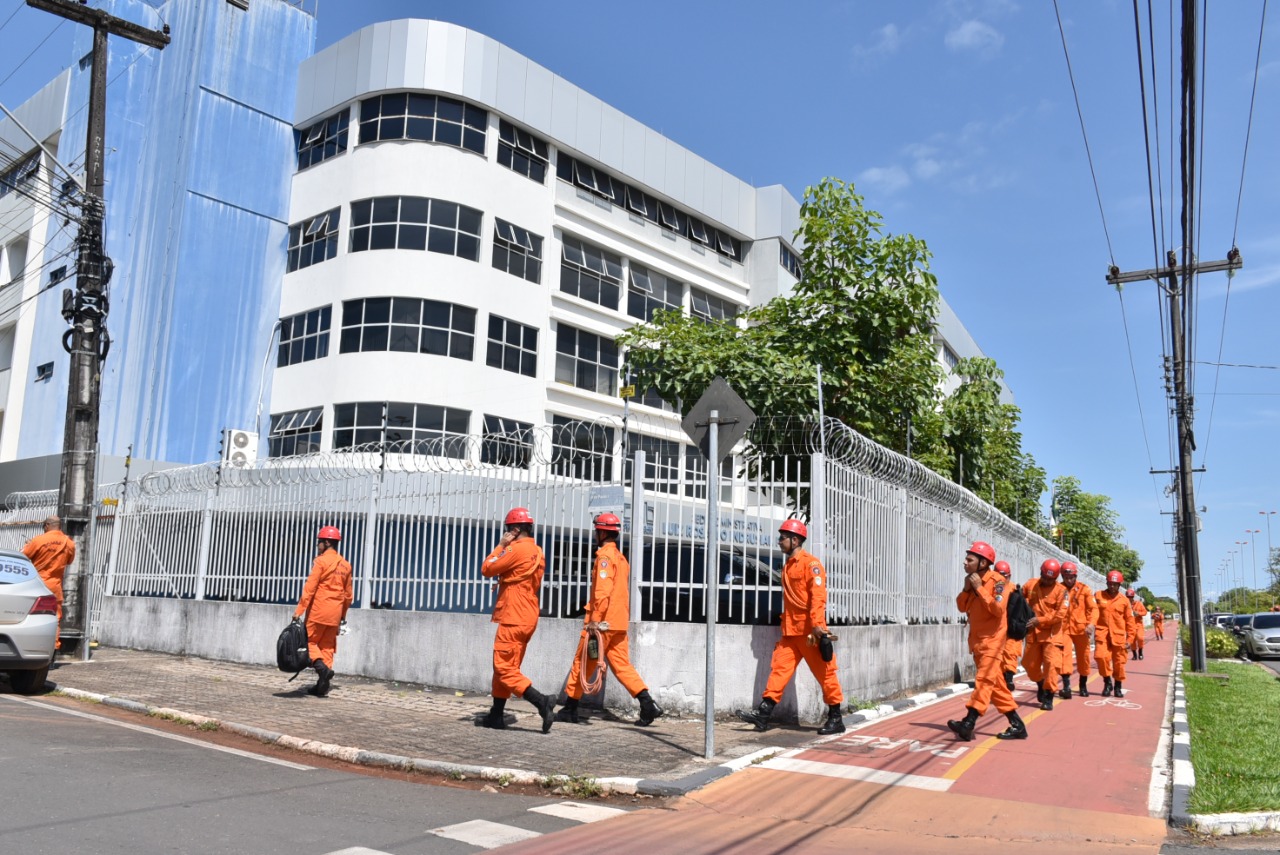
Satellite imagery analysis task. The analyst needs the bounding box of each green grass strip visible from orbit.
[1183,658,1280,814]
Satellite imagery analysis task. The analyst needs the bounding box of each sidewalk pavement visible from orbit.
[47,647,961,795]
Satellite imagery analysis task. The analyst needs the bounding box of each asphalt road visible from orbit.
[0,694,634,854]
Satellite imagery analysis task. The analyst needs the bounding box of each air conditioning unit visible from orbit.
[221,428,259,467]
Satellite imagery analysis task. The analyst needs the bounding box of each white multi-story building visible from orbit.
[266,19,1010,473]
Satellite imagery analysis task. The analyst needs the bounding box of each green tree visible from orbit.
[618,177,942,459]
[1049,476,1143,582]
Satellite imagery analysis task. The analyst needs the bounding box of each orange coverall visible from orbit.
[1131,599,1148,652]
[957,568,1016,715]
[1061,581,1099,677]
[762,547,842,705]
[1094,590,1135,680]
[1152,609,1165,640]
[565,541,647,700]
[483,537,545,700]
[1002,635,1024,676]
[23,529,76,649]
[1020,578,1069,693]
[292,548,353,669]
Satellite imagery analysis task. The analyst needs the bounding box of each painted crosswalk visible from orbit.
[321,800,629,853]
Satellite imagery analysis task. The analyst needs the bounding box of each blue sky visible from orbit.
[1,0,1276,602]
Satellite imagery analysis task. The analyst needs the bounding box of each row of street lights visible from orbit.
[1216,510,1275,602]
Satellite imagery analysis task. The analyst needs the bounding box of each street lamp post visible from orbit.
[1248,530,1261,595]
[1262,511,1276,588]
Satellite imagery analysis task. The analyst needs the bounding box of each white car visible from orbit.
[0,549,58,694]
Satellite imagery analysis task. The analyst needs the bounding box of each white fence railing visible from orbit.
[0,418,1100,635]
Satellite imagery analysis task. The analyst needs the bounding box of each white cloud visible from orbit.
[858,165,911,194]
[914,158,942,179]
[852,23,902,66]
[945,20,1004,54]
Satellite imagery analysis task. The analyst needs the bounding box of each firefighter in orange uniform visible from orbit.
[1094,570,1135,697]
[1021,559,1070,711]
[736,519,845,735]
[1152,607,1165,640]
[994,560,1022,692]
[1128,589,1148,660]
[556,513,663,727]
[22,516,76,650]
[1058,561,1099,699]
[947,541,1028,741]
[292,525,353,697]
[479,507,556,732]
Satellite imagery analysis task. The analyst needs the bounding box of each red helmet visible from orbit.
[1040,559,1061,579]
[317,525,341,542]
[1106,570,1124,585]
[1126,588,1136,598]
[966,541,996,563]
[504,507,534,526]
[779,518,808,539]
[594,512,621,532]
[994,560,1011,578]
[1060,561,1078,576]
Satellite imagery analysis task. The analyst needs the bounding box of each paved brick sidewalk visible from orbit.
[45,647,818,785]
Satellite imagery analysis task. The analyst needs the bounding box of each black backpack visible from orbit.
[1005,587,1035,641]
[276,620,310,677]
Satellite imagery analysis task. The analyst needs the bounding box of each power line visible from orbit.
[0,0,24,38]
[1195,360,1280,370]
[0,19,66,91]
[1231,0,1267,246]
[1053,0,1116,265]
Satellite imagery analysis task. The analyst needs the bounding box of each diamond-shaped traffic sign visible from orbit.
[681,376,756,463]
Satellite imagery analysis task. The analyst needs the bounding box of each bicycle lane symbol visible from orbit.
[1083,697,1142,710]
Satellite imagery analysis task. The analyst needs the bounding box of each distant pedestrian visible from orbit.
[555,513,663,727]
[1058,561,1098,699]
[1021,559,1070,711]
[947,541,1027,742]
[994,560,1022,692]
[1127,589,1147,660]
[1152,607,1165,640]
[1094,571,1135,697]
[736,519,845,735]
[23,516,76,651]
[478,508,556,733]
[292,525,353,697]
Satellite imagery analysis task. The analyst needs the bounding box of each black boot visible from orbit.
[1059,676,1072,700]
[1079,675,1089,697]
[1113,681,1124,698]
[1131,649,1138,660]
[522,687,555,733]
[636,689,664,727]
[555,696,580,724]
[817,704,845,735]
[1139,649,1144,660]
[996,711,1028,740]
[1101,677,1113,697]
[1040,686,1054,711]
[478,697,508,729]
[736,698,776,732]
[947,707,979,742]
[308,661,333,697]
[1003,670,1015,691]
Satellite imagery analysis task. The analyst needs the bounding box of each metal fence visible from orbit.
[0,417,1100,634]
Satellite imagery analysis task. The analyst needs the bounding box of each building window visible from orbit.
[295,109,349,170]
[481,415,534,468]
[492,219,543,283]
[287,208,340,272]
[497,119,548,183]
[349,196,481,261]
[942,343,960,370]
[638,386,677,413]
[34,361,53,382]
[48,266,67,286]
[269,407,322,457]
[780,244,803,279]
[333,400,471,457]
[0,151,40,200]
[690,287,739,323]
[627,264,683,322]
[339,297,475,360]
[357,92,487,155]
[486,315,538,377]
[560,236,621,309]
[551,415,614,481]
[277,306,331,367]
[624,433,682,494]
[555,324,618,396]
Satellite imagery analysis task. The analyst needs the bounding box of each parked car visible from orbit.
[1207,613,1235,629]
[1240,613,1280,660]
[1229,614,1254,637]
[0,550,58,695]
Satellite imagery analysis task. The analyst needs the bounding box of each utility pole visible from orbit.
[26,0,168,655]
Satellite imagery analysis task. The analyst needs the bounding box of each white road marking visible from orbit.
[528,800,627,823]
[428,819,542,849]
[322,849,394,855]
[760,756,955,792]
[1,695,314,771]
